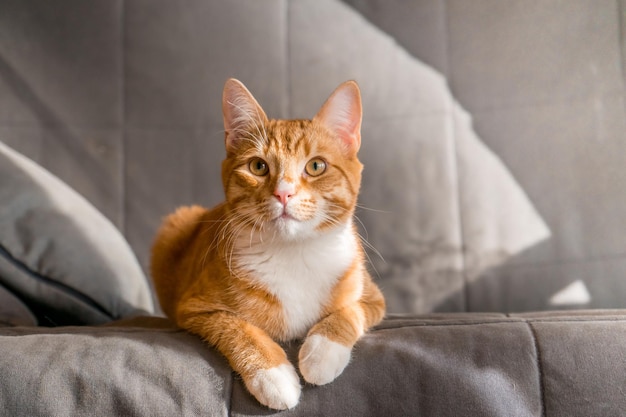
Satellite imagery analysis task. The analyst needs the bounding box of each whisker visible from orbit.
[358,234,385,263]
[352,214,369,240]
[355,203,391,214]
[359,238,382,280]
[323,202,386,266]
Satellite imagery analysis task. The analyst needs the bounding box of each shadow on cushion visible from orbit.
[0,141,154,325]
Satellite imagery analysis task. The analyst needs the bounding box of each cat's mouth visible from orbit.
[269,202,298,222]
[269,201,321,225]
[268,200,318,230]
[275,210,298,222]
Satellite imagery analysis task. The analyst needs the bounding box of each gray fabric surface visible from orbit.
[2,312,625,416]
[0,284,36,327]
[287,0,549,313]
[0,318,232,416]
[0,2,625,416]
[341,0,626,312]
[0,141,154,325]
[534,320,626,416]
[0,0,550,314]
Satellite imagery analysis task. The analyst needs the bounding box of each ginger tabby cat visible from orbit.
[151,78,385,410]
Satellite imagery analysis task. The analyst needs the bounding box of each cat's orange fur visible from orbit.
[151,78,385,410]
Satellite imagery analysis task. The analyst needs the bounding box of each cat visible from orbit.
[150,78,385,410]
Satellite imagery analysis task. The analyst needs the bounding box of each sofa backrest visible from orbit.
[1,0,624,314]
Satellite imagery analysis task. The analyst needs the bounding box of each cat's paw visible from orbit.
[246,363,301,410]
[299,334,352,385]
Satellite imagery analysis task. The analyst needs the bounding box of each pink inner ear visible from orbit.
[314,82,362,155]
[222,79,268,151]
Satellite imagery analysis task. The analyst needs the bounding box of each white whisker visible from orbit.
[355,203,391,214]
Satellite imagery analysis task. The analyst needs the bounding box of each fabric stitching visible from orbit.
[284,0,291,120]
[440,4,469,312]
[120,0,127,236]
[227,370,235,417]
[619,0,626,96]
[527,321,547,417]
[372,315,626,332]
[3,314,625,337]
[0,243,112,319]
[0,327,184,337]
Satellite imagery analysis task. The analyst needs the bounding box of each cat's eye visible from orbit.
[305,158,327,177]
[249,158,269,176]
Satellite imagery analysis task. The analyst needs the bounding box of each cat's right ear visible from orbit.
[222,79,268,152]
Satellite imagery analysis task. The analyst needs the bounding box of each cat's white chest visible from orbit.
[237,223,357,341]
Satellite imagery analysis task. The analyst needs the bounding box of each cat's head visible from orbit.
[221,78,363,241]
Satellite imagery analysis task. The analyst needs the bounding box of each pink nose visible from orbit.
[274,181,296,205]
[274,189,294,205]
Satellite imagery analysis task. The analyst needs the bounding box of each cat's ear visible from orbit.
[313,80,362,156]
[222,78,268,152]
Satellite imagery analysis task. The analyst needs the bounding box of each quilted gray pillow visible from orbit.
[0,141,154,325]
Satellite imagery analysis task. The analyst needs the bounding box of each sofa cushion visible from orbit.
[2,312,625,416]
[0,141,154,325]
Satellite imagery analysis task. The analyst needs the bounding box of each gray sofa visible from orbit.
[1,1,626,415]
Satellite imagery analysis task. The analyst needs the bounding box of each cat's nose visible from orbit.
[274,190,293,205]
[274,180,296,206]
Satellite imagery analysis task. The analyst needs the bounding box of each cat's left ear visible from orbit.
[313,80,362,156]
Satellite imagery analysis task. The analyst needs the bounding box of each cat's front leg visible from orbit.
[178,309,301,410]
[299,279,385,385]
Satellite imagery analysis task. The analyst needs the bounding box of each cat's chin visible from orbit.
[271,215,318,241]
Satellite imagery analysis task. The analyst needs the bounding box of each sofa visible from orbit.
[1,1,626,415]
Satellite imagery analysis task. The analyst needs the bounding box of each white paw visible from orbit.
[299,334,352,385]
[246,364,301,410]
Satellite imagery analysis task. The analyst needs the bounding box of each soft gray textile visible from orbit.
[2,312,625,416]
[341,0,626,312]
[287,0,549,313]
[0,141,154,325]
[0,284,36,326]
[0,0,549,315]
[0,1,624,416]
[0,318,232,416]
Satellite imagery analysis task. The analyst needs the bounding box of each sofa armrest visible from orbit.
[1,312,624,416]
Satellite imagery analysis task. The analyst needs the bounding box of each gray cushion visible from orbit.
[0,141,154,325]
[2,312,626,416]
[0,284,36,327]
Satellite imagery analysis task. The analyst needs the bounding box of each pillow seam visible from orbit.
[0,243,113,320]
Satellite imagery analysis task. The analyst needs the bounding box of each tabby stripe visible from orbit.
[331,164,357,198]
